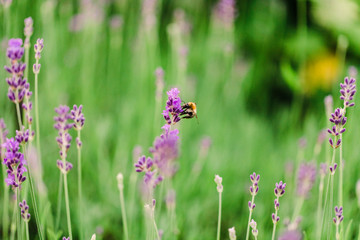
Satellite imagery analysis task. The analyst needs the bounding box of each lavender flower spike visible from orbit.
[214,174,223,193]
[333,206,344,225]
[2,138,27,188]
[54,105,73,161]
[274,181,286,197]
[340,77,356,108]
[71,104,85,130]
[162,88,183,125]
[296,162,316,198]
[19,200,31,222]
[33,38,44,74]
[228,227,236,240]
[271,181,286,240]
[24,17,33,48]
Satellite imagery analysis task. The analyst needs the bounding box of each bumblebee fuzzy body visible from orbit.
[180,102,197,119]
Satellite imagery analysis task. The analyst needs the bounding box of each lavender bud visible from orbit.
[329,163,338,175]
[19,200,31,222]
[333,206,344,225]
[117,173,124,191]
[214,174,223,193]
[228,227,236,240]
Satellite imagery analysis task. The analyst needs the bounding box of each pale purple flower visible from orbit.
[319,163,327,177]
[328,108,346,148]
[71,104,85,130]
[274,181,286,197]
[278,229,302,240]
[298,137,307,149]
[109,15,123,29]
[348,66,357,78]
[33,38,44,74]
[54,105,73,161]
[165,189,176,210]
[6,38,24,61]
[63,237,70,240]
[56,160,73,174]
[324,95,333,119]
[2,138,27,188]
[296,162,316,198]
[155,67,164,101]
[340,77,356,108]
[135,155,153,172]
[19,200,30,222]
[249,172,260,196]
[24,17,33,48]
[228,227,236,240]
[214,0,235,27]
[15,127,34,144]
[0,119,9,155]
[214,174,223,193]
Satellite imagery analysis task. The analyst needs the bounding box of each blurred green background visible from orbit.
[1,0,360,239]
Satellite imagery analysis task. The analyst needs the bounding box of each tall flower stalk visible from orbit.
[54,105,74,240]
[71,104,85,240]
[23,17,33,127]
[0,119,9,240]
[33,38,44,168]
[271,181,286,240]
[214,175,223,240]
[19,200,31,240]
[117,173,129,240]
[245,172,260,240]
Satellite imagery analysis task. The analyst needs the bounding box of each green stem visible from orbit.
[77,130,83,240]
[316,175,325,239]
[216,192,222,240]
[10,196,17,240]
[25,222,29,240]
[119,184,129,240]
[15,101,23,129]
[271,196,280,240]
[339,134,343,206]
[63,173,73,240]
[55,172,63,231]
[34,64,42,167]
[25,144,44,240]
[328,146,337,240]
[245,194,255,240]
[320,172,331,239]
[1,133,9,240]
[16,186,21,240]
[292,197,304,222]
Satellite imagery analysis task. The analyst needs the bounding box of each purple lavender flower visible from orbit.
[22,82,33,125]
[4,39,28,103]
[214,174,223,193]
[249,172,260,200]
[0,119,9,156]
[296,162,316,198]
[19,200,30,222]
[56,160,73,174]
[333,206,344,225]
[33,38,44,74]
[278,230,302,240]
[274,181,286,197]
[162,88,183,125]
[135,124,180,188]
[329,163,338,175]
[15,127,32,144]
[24,17,33,48]
[54,105,73,161]
[340,77,356,108]
[63,237,70,240]
[328,108,347,148]
[2,138,27,188]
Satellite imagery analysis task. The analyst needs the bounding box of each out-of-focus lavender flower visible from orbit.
[333,206,344,225]
[199,136,211,157]
[328,108,346,148]
[319,163,327,177]
[54,105,73,161]
[0,119,9,154]
[141,0,157,31]
[19,200,30,222]
[0,0,12,7]
[317,130,327,145]
[249,172,260,209]
[214,0,235,28]
[228,227,236,240]
[33,38,44,74]
[340,77,356,108]
[27,145,47,195]
[165,189,176,210]
[296,162,316,198]
[68,0,105,32]
[214,174,223,193]
[6,38,24,61]
[298,137,307,149]
[155,67,164,101]
[22,83,33,125]
[117,172,123,191]
[329,163,337,175]
[2,138,27,188]
[249,219,258,238]
[324,95,333,119]
[135,156,153,173]
[149,124,179,177]
[348,66,357,78]
[162,88,183,125]
[62,237,70,240]
[132,145,142,163]
[109,15,123,30]
[278,229,302,240]
[356,180,360,208]
[24,17,33,48]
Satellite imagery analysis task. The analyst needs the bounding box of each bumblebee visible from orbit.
[180,102,198,122]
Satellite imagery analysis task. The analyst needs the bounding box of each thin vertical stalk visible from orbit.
[10,196,17,240]
[16,184,20,240]
[55,172,63,231]
[316,174,325,239]
[62,135,72,239]
[34,64,42,166]
[25,222,29,240]
[339,134,343,206]
[271,196,280,240]
[245,194,255,240]
[77,130,84,240]
[216,191,222,240]
[2,132,9,240]
[119,184,129,240]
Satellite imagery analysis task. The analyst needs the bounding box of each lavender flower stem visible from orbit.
[118,180,129,240]
[24,144,44,239]
[316,172,326,239]
[15,101,23,129]
[1,134,9,240]
[339,134,343,207]
[16,183,20,240]
[25,221,29,240]
[291,197,304,222]
[10,196,17,240]
[55,172,63,231]
[328,147,336,240]
[77,130,84,240]
[63,172,73,239]
[271,196,280,240]
[245,194,255,240]
[34,63,42,169]
[216,191,222,240]
[320,170,331,239]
